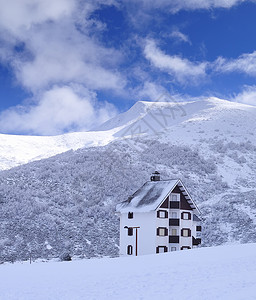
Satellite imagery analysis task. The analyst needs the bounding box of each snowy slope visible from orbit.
[1,243,256,300]
[0,130,116,170]
[1,97,256,171]
[97,97,256,140]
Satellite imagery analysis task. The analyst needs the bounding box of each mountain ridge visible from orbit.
[1,97,255,171]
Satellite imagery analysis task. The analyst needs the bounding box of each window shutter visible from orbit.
[188,229,191,237]
[181,212,191,220]
[165,228,168,236]
[156,228,159,236]
[156,247,159,253]
[164,246,168,252]
[165,211,168,218]
[157,211,160,218]
[181,229,183,236]
[128,228,133,236]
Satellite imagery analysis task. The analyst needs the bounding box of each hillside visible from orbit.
[0,130,116,171]
[1,97,255,171]
[1,97,256,261]
[1,243,256,300]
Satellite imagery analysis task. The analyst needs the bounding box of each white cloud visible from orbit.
[143,42,256,87]
[170,30,191,44]
[137,82,168,101]
[168,0,250,12]
[232,86,256,106]
[144,39,207,84]
[0,0,124,135]
[0,85,118,135]
[0,0,125,92]
[131,0,255,13]
[214,51,256,76]
[136,81,187,103]
[0,0,75,35]
[14,24,124,92]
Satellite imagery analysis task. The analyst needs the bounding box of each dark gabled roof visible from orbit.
[116,179,200,214]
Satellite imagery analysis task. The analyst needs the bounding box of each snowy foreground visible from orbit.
[1,244,256,300]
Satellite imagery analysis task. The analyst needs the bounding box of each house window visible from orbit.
[171,194,178,201]
[156,246,168,253]
[128,212,133,219]
[181,228,191,237]
[171,228,178,236]
[181,212,191,220]
[170,194,180,208]
[157,227,168,236]
[196,226,202,231]
[157,210,168,218]
[127,245,133,255]
[171,247,176,251]
[128,227,133,236]
[171,212,178,218]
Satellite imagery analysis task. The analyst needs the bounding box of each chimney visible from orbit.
[150,171,160,182]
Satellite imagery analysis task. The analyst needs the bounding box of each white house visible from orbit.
[116,172,202,256]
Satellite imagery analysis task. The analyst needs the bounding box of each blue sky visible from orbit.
[0,0,256,135]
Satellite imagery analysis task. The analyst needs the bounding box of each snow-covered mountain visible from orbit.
[1,97,255,171]
[1,243,256,300]
[1,97,256,262]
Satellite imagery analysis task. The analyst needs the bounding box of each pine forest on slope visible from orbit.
[0,98,256,262]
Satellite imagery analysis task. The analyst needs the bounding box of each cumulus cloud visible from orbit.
[0,0,125,92]
[232,86,256,106]
[0,0,124,135]
[14,25,124,92]
[144,39,207,84]
[214,51,256,76]
[0,85,118,135]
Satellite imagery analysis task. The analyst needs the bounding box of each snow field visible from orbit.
[0,243,256,300]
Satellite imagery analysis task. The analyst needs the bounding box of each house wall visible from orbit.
[169,207,180,251]
[119,183,201,256]
[192,219,202,248]
[155,209,169,251]
[120,211,156,256]
[180,209,193,249]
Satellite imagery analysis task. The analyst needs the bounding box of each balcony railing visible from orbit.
[169,236,179,243]
[170,201,180,209]
[192,236,201,246]
[169,218,180,226]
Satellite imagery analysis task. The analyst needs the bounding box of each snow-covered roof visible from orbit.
[116,179,200,213]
